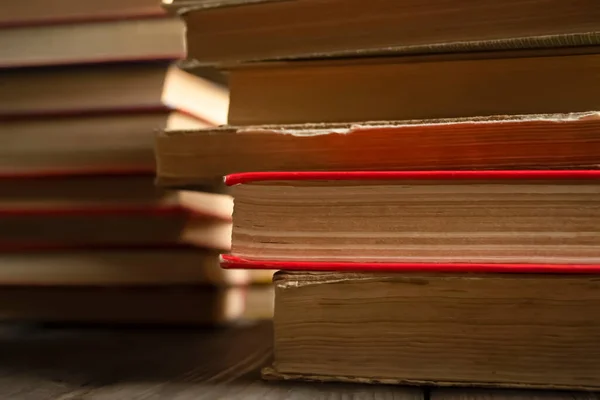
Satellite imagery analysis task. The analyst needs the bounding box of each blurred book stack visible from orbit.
[157,0,600,390]
[0,0,273,325]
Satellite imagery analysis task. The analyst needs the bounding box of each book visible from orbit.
[0,17,184,68]
[222,170,600,269]
[1,62,228,124]
[266,270,600,390]
[175,0,600,64]
[0,176,233,249]
[0,249,247,286]
[0,206,232,251]
[0,0,166,27]
[0,174,231,212]
[226,50,600,125]
[3,112,210,176]
[155,112,600,187]
[0,286,248,325]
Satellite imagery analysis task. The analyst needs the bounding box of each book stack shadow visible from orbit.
[0,1,272,325]
[156,0,600,389]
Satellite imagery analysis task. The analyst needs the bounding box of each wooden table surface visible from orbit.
[0,320,597,400]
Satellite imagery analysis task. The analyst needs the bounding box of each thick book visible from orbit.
[226,50,600,125]
[222,170,600,272]
[0,249,247,286]
[0,0,165,27]
[1,62,228,124]
[155,112,600,187]
[266,270,600,389]
[175,0,600,64]
[0,17,184,68]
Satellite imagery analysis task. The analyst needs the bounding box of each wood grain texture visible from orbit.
[0,321,422,399]
[0,319,596,399]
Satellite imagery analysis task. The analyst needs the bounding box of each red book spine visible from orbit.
[225,170,600,186]
[220,255,600,274]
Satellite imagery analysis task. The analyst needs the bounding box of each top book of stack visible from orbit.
[155,0,600,187]
[165,0,600,65]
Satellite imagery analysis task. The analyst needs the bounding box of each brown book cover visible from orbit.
[1,63,228,123]
[156,112,600,187]
[2,113,211,176]
[0,17,184,68]
[225,51,600,125]
[178,0,600,64]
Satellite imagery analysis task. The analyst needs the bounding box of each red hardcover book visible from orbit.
[222,170,600,273]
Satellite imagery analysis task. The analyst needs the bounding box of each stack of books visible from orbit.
[157,0,600,388]
[0,0,271,325]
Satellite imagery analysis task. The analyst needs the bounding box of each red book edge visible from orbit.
[220,255,600,274]
[225,170,600,186]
